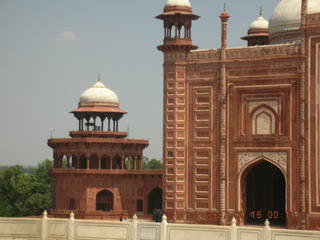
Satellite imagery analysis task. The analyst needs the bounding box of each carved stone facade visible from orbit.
[157,2,320,230]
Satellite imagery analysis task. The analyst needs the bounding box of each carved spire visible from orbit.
[219,3,230,49]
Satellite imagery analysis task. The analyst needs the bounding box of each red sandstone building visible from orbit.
[48,78,162,219]
[158,0,320,230]
[48,0,320,230]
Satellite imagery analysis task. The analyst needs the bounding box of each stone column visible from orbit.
[98,154,102,170]
[299,0,307,228]
[86,154,90,170]
[160,215,168,240]
[219,7,230,225]
[133,156,137,170]
[41,210,48,240]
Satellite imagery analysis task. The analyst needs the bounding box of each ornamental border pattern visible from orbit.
[238,152,287,174]
[226,44,301,59]
[163,44,302,63]
[306,14,320,25]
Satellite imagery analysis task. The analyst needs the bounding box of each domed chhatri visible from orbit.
[71,77,126,136]
[249,15,269,30]
[165,0,191,8]
[269,0,320,43]
[80,78,119,107]
[241,9,269,46]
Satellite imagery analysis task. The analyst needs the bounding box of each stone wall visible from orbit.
[0,212,319,240]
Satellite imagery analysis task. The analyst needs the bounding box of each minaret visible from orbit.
[156,0,199,52]
[156,0,199,222]
[299,0,308,230]
[219,3,229,225]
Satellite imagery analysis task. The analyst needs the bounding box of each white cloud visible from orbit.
[55,31,78,44]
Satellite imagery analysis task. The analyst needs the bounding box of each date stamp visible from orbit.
[248,210,297,219]
[201,210,296,222]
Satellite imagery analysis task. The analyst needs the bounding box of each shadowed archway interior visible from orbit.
[244,160,286,226]
[148,188,163,214]
[96,190,113,212]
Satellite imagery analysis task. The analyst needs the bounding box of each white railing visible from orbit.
[0,211,319,240]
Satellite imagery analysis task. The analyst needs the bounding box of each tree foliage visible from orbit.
[142,157,163,170]
[0,159,53,217]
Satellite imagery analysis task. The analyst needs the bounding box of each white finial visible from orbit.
[43,210,48,219]
[162,214,167,223]
[264,219,270,228]
[223,2,227,12]
[70,211,75,220]
[231,217,236,227]
[133,214,138,221]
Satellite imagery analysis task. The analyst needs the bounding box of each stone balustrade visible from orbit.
[0,211,319,240]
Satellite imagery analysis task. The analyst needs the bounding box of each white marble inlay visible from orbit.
[238,152,287,173]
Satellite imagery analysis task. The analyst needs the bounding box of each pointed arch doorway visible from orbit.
[242,160,286,226]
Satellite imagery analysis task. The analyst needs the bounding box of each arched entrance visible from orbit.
[148,188,162,214]
[243,160,286,226]
[96,190,113,211]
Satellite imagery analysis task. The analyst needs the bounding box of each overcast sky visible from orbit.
[0,0,280,166]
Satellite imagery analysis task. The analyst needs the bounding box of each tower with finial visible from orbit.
[219,2,230,49]
[47,76,162,219]
[156,0,200,222]
[156,0,199,52]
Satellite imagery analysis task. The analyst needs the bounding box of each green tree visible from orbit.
[0,165,31,216]
[25,159,53,216]
[0,159,53,217]
[142,157,163,170]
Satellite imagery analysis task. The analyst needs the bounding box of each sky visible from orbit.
[0,0,280,166]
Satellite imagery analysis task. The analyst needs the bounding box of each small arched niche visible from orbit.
[251,106,277,135]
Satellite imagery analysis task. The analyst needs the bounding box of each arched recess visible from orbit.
[71,155,77,168]
[95,116,102,131]
[250,105,278,135]
[113,155,122,169]
[101,155,111,169]
[61,155,68,168]
[96,189,113,211]
[80,155,87,169]
[148,188,163,214]
[240,160,286,226]
[89,155,99,169]
[124,156,130,169]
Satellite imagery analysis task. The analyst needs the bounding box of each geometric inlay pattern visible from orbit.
[238,152,287,174]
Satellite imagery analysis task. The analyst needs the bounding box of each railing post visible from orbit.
[160,215,167,240]
[230,217,237,240]
[41,210,48,240]
[263,219,271,240]
[132,214,138,240]
[68,211,75,240]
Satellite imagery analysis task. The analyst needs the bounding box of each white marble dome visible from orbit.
[166,0,191,7]
[249,15,269,30]
[80,80,118,105]
[269,0,320,36]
